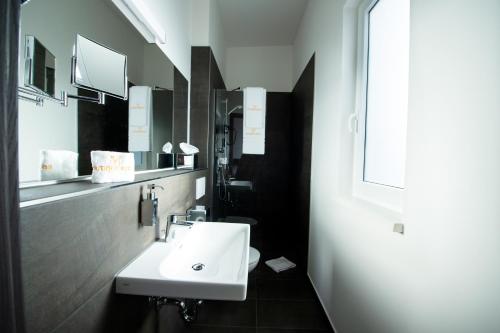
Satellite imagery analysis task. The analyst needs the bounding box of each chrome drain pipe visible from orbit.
[149,296,204,323]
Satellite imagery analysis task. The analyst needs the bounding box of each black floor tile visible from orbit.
[257,300,332,331]
[257,278,316,301]
[253,263,305,280]
[246,277,257,299]
[195,300,256,327]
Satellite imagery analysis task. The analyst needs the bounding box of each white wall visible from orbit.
[142,44,174,90]
[405,1,500,331]
[293,0,500,332]
[191,0,227,79]
[225,45,293,92]
[146,0,192,80]
[190,0,210,47]
[208,0,226,78]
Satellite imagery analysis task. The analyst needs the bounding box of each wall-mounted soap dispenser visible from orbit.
[141,184,164,238]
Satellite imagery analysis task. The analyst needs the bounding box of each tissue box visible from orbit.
[176,153,198,170]
[157,153,175,169]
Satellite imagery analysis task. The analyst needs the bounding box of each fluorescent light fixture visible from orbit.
[111,0,166,44]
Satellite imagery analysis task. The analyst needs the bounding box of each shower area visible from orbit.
[212,89,252,220]
[210,88,313,268]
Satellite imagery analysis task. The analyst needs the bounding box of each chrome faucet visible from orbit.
[162,212,193,242]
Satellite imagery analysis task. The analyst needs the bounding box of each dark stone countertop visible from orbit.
[20,168,206,206]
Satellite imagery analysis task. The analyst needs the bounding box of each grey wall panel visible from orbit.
[51,280,155,333]
[189,47,211,170]
[291,55,315,268]
[189,46,226,215]
[20,169,207,333]
[173,67,188,146]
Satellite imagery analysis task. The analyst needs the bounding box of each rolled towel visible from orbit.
[162,142,173,153]
[91,151,135,183]
[40,150,78,181]
[179,142,199,154]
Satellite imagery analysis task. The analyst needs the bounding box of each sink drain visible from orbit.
[192,263,205,271]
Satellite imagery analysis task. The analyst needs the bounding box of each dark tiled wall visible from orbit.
[291,55,315,267]
[173,67,189,146]
[20,170,207,333]
[221,93,296,241]
[77,87,129,175]
[189,46,226,213]
[217,56,315,269]
[189,47,211,169]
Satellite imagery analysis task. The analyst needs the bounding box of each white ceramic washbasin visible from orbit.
[115,222,250,301]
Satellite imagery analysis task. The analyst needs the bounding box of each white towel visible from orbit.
[128,86,152,152]
[242,87,266,155]
[162,142,173,153]
[90,151,135,183]
[265,256,296,273]
[179,142,199,154]
[40,150,78,181]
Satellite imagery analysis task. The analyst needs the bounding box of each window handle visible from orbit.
[348,113,358,134]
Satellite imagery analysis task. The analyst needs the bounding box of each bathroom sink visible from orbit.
[227,180,253,191]
[115,222,250,301]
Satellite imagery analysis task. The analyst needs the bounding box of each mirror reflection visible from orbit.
[18,0,188,183]
[24,35,56,97]
[73,34,128,99]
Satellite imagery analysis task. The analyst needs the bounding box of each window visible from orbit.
[353,0,410,210]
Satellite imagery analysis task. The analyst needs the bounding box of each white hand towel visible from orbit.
[91,151,135,183]
[265,256,296,273]
[243,87,266,155]
[40,150,78,181]
[128,86,152,152]
[179,142,199,154]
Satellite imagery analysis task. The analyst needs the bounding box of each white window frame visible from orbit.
[352,0,409,213]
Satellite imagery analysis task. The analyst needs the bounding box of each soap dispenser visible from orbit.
[141,184,164,229]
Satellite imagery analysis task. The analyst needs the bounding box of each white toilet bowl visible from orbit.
[248,247,260,273]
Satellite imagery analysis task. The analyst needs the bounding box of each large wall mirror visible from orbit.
[18,0,189,184]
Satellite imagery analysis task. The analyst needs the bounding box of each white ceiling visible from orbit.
[216,0,309,47]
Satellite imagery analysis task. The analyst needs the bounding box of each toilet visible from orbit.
[218,216,261,272]
[248,247,260,273]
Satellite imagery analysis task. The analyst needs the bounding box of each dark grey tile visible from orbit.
[257,279,316,301]
[177,326,256,333]
[20,170,205,333]
[257,300,331,331]
[52,281,153,333]
[258,329,331,333]
[173,66,189,145]
[195,300,256,327]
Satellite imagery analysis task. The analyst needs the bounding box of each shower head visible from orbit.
[227,105,242,115]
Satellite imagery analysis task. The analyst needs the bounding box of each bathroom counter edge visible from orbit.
[19,168,207,208]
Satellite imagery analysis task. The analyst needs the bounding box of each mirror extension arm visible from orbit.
[18,86,67,107]
[17,87,106,107]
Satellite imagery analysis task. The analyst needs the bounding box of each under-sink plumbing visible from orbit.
[148,296,203,323]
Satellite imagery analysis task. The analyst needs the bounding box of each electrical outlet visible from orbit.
[393,223,404,234]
